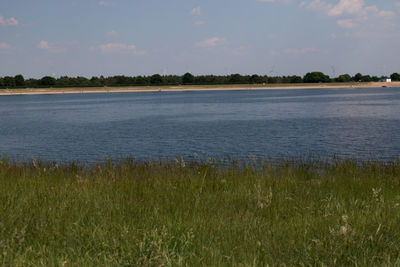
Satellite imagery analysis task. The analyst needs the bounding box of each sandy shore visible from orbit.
[0,82,399,96]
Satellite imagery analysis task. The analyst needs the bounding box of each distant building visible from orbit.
[380,78,392,83]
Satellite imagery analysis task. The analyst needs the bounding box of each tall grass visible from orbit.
[1,157,400,266]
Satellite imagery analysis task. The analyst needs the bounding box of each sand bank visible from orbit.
[0,82,399,96]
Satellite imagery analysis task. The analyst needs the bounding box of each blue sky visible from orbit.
[1,0,399,78]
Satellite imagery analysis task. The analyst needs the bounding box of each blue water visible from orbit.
[1,87,400,163]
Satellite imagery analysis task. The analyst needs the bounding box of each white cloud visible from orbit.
[0,16,18,26]
[191,6,201,16]
[37,40,49,50]
[305,0,331,13]
[37,40,67,53]
[376,10,395,18]
[306,0,394,19]
[98,1,114,7]
[0,42,11,49]
[304,0,395,31]
[98,43,146,55]
[337,19,358,29]
[106,30,120,38]
[327,0,364,17]
[195,37,226,48]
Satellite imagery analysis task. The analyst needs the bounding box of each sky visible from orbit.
[0,0,400,78]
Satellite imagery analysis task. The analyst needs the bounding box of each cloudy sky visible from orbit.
[1,0,399,78]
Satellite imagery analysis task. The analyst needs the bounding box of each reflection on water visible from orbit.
[0,87,400,163]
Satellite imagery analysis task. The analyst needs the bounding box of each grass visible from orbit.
[1,157,400,266]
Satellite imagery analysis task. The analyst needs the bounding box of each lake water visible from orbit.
[1,87,400,163]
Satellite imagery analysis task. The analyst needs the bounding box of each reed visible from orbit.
[1,157,400,266]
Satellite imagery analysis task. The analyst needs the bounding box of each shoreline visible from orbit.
[0,81,399,95]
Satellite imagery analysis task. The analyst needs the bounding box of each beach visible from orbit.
[0,81,399,95]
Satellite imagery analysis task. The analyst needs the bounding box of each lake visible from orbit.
[1,87,400,163]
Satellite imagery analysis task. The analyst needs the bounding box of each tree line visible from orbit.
[0,72,399,89]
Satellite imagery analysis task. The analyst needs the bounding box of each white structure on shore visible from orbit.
[380,78,392,83]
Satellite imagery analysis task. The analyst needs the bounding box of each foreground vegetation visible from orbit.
[1,71,399,89]
[1,157,400,266]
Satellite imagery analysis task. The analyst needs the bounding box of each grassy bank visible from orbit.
[1,158,400,266]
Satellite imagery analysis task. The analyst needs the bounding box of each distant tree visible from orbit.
[25,78,39,88]
[267,76,279,84]
[228,74,243,84]
[303,72,330,83]
[290,75,303,83]
[150,74,163,85]
[352,73,363,82]
[390,73,400,81]
[135,76,147,85]
[56,76,71,87]
[182,72,194,84]
[371,76,380,82]
[164,75,181,85]
[3,76,16,87]
[194,75,211,85]
[40,76,56,87]
[361,75,372,82]
[75,76,91,86]
[336,74,351,82]
[249,74,263,84]
[14,74,25,87]
[112,75,133,86]
[279,76,289,83]
[89,76,97,86]
[242,75,251,84]
[2,72,394,89]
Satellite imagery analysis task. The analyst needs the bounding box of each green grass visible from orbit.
[1,158,400,266]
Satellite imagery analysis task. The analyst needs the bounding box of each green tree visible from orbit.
[14,74,25,87]
[361,75,372,82]
[163,75,181,85]
[112,75,133,86]
[353,73,363,82]
[0,77,4,87]
[228,74,243,84]
[303,72,330,83]
[336,74,351,82]
[3,76,16,87]
[90,76,103,87]
[56,76,72,87]
[267,76,279,84]
[390,73,400,81]
[182,72,194,85]
[135,76,148,85]
[25,78,39,88]
[371,76,380,82]
[150,74,163,85]
[75,76,91,87]
[40,76,56,87]
[290,75,303,83]
[249,74,263,84]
